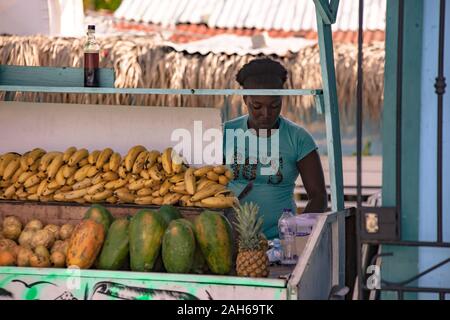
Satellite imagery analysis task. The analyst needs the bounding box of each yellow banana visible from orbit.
[3,158,20,180]
[39,195,53,202]
[148,165,164,182]
[4,185,16,199]
[38,152,61,172]
[87,166,99,178]
[26,184,39,194]
[17,171,35,183]
[36,180,48,197]
[78,158,89,167]
[53,193,65,201]
[213,165,227,175]
[11,166,25,183]
[0,180,11,188]
[27,194,39,201]
[206,171,220,182]
[218,175,229,186]
[197,179,216,192]
[128,179,146,191]
[68,148,89,167]
[27,148,46,166]
[184,168,196,195]
[152,190,161,197]
[109,152,122,172]
[163,193,182,205]
[63,189,88,200]
[0,153,20,177]
[134,196,154,205]
[190,183,226,202]
[200,196,238,209]
[24,173,41,188]
[72,178,92,190]
[137,188,153,197]
[73,198,87,204]
[108,178,128,190]
[91,173,104,185]
[96,148,113,169]
[194,166,214,177]
[47,154,64,179]
[74,164,92,182]
[161,148,173,175]
[102,171,119,181]
[91,189,113,201]
[145,150,160,170]
[132,151,148,174]
[125,145,146,172]
[102,162,110,172]
[66,175,76,186]
[63,165,77,178]
[157,156,162,163]
[88,150,101,165]
[106,196,117,204]
[140,169,150,179]
[29,158,41,172]
[159,180,172,196]
[88,182,106,195]
[171,151,184,174]
[60,185,73,192]
[83,194,97,203]
[53,166,65,186]
[115,189,135,203]
[144,179,159,189]
[169,172,185,183]
[47,179,61,190]
[42,186,57,196]
[20,152,31,171]
[118,165,127,178]
[225,170,234,180]
[152,197,164,205]
[170,184,190,195]
[63,146,77,163]
[179,195,194,207]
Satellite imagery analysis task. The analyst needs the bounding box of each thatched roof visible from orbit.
[0,35,385,123]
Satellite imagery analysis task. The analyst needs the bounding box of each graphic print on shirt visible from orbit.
[231,149,284,184]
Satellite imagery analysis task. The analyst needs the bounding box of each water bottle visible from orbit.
[267,239,283,263]
[278,208,297,265]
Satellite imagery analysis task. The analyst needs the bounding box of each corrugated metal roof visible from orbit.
[165,33,317,56]
[114,0,386,31]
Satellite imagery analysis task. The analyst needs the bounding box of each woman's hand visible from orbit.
[296,151,328,213]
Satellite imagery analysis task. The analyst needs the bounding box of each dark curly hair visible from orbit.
[236,58,288,88]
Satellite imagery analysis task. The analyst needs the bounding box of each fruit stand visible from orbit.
[0,0,346,300]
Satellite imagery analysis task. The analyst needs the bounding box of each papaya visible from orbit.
[162,219,196,273]
[84,204,113,233]
[66,219,105,269]
[97,218,129,270]
[129,209,166,272]
[193,210,233,275]
[191,246,208,274]
[158,205,182,225]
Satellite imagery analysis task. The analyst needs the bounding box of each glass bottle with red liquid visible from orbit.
[84,25,100,87]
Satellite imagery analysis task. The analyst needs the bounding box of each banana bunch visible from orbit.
[0,146,236,209]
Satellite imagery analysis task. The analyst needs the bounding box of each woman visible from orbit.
[223,58,327,239]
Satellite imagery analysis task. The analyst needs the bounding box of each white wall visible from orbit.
[418,0,450,299]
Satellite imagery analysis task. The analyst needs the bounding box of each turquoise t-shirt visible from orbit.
[223,115,317,239]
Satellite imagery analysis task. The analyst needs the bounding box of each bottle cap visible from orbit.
[88,25,95,31]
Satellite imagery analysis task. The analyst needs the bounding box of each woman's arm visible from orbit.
[296,150,328,213]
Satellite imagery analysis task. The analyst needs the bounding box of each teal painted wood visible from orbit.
[315,94,325,115]
[381,0,424,300]
[315,14,345,212]
[313,0,340,24]
[0,65,115,87]
[0,85,323,96]
[315,4,345,290]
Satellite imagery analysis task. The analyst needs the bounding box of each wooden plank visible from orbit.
[316,11,345,212]
[0,65,115,88]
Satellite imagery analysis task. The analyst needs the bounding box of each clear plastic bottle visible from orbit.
[278,208,297,264]
[84,25,100,87]
[267,238,283,263]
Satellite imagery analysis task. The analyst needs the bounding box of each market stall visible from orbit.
[0,0,347,300]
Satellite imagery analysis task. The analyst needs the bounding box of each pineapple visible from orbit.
[234,202,269,278]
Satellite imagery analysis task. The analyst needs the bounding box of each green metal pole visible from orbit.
[314,0,345,290]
